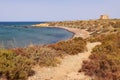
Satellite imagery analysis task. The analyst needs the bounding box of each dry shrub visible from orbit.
[0,45,63,80]
[0,49,34,80]
[48,37,87,55]
[13,46,62,67]
[48,19,120,37]
[80,32,120,80]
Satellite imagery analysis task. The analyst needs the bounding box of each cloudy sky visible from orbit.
[0,0,120,21]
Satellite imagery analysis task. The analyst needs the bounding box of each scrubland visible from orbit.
[0,19,120,80]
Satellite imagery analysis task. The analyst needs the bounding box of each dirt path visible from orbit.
[28,42,101,80]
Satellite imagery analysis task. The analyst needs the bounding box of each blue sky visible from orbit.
[0,0,120,21]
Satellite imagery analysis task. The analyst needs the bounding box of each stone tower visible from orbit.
[100,15,109,19]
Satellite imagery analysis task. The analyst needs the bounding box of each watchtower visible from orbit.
[100,15,109,19]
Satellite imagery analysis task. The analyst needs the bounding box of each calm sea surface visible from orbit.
[0,22,73,48]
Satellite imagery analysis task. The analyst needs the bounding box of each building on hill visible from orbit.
[100,15,109,19]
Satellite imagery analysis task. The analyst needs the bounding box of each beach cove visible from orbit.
[32,23,90,39]
[0,22,74,48]
[1,19,120,80]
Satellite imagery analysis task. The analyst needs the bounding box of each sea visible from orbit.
[0,22,73,48]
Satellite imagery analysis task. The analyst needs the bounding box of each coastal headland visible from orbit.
[0,19,120,80]
[29,19,120,80]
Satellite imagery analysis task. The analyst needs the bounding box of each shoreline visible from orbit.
[33,25,90,39]
[0,25,90,49]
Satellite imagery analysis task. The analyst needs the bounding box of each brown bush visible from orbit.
[80,32,120,80]
[13,46,62,67]
[48,37,87,55]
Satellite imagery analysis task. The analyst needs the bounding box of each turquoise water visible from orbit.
[0,22,73,48]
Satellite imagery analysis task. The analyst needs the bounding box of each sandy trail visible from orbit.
[28,42,101,80]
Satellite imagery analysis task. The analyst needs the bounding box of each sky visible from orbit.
[0,0,120,21]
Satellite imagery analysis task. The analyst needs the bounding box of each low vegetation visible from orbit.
[0,37,87,80]
[48,37,87,55]
[13,46,62,67]
[0,46,62,80]
[0,49,34,80]
[47,19,120,36]
[48,19,120,80]
[80,32,120,80]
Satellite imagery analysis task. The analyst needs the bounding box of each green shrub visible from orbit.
[0,49,34,80]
